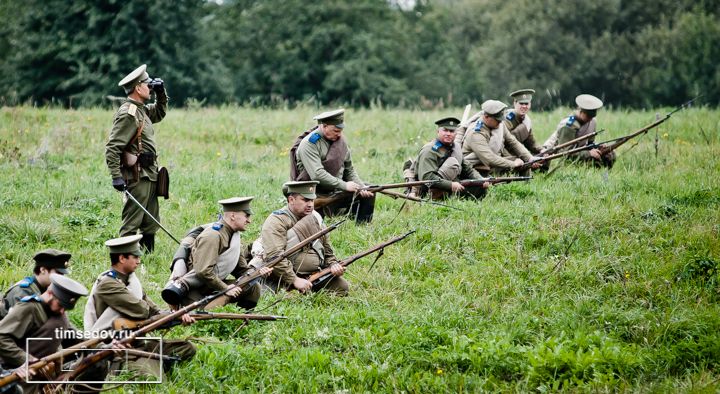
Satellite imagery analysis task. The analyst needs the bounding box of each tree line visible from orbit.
[0,0,717,109]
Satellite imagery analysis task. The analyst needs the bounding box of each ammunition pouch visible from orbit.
[157,166,169,199]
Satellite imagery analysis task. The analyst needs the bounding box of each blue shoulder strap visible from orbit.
[506,111,515,121]
[308,132,321,144]
[566,115,576,127]
[272,209,289,216]
[431,140,443,152]
[18,276,35,288]
[474,121,484,132]
[212,221,224,231]
[104,270,118,279]
[20,294,41,303]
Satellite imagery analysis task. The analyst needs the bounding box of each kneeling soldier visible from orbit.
[253,181,349,296]
[84,235,195,377]
[161,198,271,309]
[462,100,541,175]
[0,274,89,394]
[1,249,72,319]
[404,117,488,200]
[542,94,615,167]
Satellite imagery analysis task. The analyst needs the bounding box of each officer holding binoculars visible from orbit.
[104,64,167,253]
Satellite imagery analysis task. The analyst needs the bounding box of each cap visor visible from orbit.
[55,268,69,275]
[335,123,345,129]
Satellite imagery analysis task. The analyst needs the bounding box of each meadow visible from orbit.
[1,104,719,392]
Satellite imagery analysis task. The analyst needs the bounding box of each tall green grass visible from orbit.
[1,105,719,392]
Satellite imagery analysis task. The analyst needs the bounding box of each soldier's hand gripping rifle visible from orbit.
[459,176,533,187]
[112,312,287,331]
[0,337,106,389]
[520,95,702,170]
[307,230,416,289]
[541,129,605,156]
[313,180,440,209]
[48,220,344,387]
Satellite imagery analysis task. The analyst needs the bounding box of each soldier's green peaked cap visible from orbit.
[118,64,150,92]
[481,100,507,119]
[575,94,603,111]
[105,234,143,256]
[313,109,345,128]
[283,181,319,199]
[435,117,461,130]
[49,273,88,310]
[33,248,72,274]
[219,197,254,214]
[510,89,535,104]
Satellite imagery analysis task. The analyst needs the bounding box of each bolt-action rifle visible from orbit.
[521,96,701,170]
[313,180,440,209]
[46,221,344,388]
[459,176,533,187]
[112,312,287,331]
[307,230,416,288]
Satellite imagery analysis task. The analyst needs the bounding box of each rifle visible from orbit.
[0,337,104,389]
[542,129,605,156]
[112,312,287,331]
[459,176,532,187]
[313,180,440,209]
[521,96,701,170]
[598,96,701,156]
[49,221,344,387]
[377,190,463,210]
[307,230,415,288]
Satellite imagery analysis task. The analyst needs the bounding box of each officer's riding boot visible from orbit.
[140,233,155,253]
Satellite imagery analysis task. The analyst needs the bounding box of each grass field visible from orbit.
[1,104,719,392]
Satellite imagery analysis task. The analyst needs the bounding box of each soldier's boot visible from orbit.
[140,233,155,253]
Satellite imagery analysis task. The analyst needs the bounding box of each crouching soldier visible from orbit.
[161,198,271,310]
[403,117,489,200]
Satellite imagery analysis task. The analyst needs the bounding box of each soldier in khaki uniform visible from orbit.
[0,274,88,393]
[84,235,195,376]
[253,181,349,296]
[503,89,543,155]
[0,249,71,319]
[542,94,615,167]
[462,100,541,176]
[292,109,375,224]
[105,64,167,252]
[160,198,271,309]
[406,117,489,200]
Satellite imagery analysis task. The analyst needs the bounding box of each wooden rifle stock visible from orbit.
[0,337,104,389]
[307,230,416,287]
[112,312,287,331]
[459,176,532,187]
[50,221,344,386]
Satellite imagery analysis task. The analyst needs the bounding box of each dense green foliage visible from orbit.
[1,105,719,391]
[0,0,718,108]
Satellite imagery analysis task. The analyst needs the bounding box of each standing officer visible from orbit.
[252,181,349,295]
[462,100,540,175]
[406,117,488,200]
[1,249,71,319]
[291,109,375,224]
[160,198,271,309]
[542,94,615,167]
[105,64,167,252]
[0,274,88,393]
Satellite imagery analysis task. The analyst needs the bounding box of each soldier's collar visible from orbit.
[111,269,131,284]
[126,98,144,108]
